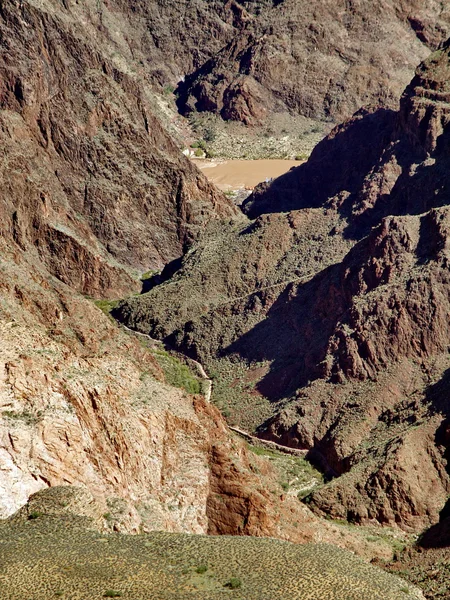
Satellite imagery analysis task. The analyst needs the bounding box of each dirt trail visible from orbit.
[193,159,301,191]
[120,323,305,453]
[121,323,212,401]
[228,426,308,457]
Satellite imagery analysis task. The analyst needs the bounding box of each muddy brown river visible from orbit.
[192,159,301,191]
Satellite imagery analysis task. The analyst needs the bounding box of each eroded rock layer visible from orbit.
[177,0,450,124]
[0,0,235,299]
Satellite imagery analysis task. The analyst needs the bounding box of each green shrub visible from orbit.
[224,577,242,589]
[196,564,208,574]
[28,511,42,520]
[194,148,204,157]
[141,270,159,281]
[191,139,207,151]
[93,299,120,316]
[204,127,216,142]
[103,591,122,598]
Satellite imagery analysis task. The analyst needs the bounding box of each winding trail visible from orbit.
[228,426,308,457]
[121,323,306,457]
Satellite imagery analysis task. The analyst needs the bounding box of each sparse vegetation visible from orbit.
[27,511,42,520]
[187,110,326,160]
[208,358,275,430]
[93,299,120,318]
[224,577,242,589]
[152,349,202,394]
[196,564,208,574]
[141,270,159,281]
[0,515,422,599]
[203,126,217,142]
[3,410,40,425]
[246,443,324,498]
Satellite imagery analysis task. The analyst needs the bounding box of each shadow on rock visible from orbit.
[141,256,183,293]
[222,261,346,402]
[242,107,396,222]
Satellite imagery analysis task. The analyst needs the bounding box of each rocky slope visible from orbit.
[2,0,405,553]
[0,0,235,300]
[0,213,326,541]
[117,39,450,534]
[177,0,450,125]
[0,0,332,544]
[2,1,450,594]
[1,0,429,567]
[0,199,405,558]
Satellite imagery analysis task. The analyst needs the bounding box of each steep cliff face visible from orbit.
[117,0,276,88]
[0,239,327,540]
[117,40,450,532]
[0,0,235,299]
[0,0,330,543]
[177,0,450,124]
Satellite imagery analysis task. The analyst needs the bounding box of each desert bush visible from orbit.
[196,564,208,574]
[28,511,42,520]
[93,299,120,316]
[224,577,242,589]
[204,126,217,142]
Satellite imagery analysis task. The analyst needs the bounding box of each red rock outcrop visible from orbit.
[0,240,321,539]
[177,0,450,124]
[0,0,235,299]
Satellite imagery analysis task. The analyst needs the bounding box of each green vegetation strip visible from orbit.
[152,349,202,394]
